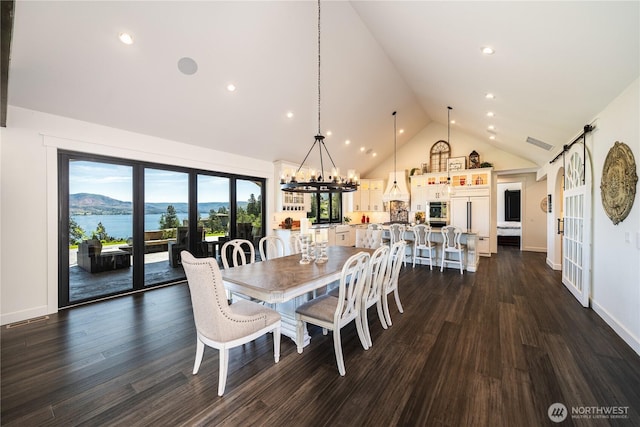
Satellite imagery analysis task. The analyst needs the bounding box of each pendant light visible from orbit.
[280,0,358,194]
[389,111,401,198]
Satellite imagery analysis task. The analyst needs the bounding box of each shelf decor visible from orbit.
[447,156,467,172]
[600,141,637,225]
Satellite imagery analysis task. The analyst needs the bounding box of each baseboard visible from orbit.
[1,305,51,326]
[592,300,640,357]
[546,257,561,270]
[523,246,546,253]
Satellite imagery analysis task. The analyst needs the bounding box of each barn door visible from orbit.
[562,147,592,307]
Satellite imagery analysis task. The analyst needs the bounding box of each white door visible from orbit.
[562,148,592,307]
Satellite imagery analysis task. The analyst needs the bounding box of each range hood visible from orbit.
[382,171,410,203]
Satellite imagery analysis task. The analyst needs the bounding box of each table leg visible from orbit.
[271,296,312,347]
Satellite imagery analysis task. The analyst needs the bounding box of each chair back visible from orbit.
[441,226,463,251]
[180,251,238,341]
[259,235,285,260]
[413,224,432,247]
[334,252,371,325]
[289,234,303,255]
[362,245,389,308]
[221,239,255,269]
[386,240,406,292]
[367,223,382,230]
[388,223,406,245]
[355,228,383,249]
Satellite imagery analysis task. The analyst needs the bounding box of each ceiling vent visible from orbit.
[526,136,554,151]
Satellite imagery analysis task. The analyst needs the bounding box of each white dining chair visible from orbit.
[259,235,286,261]
[358,245,389,348]
[180,251,281,396]
[388,223,410,266]
[289,233,303,255]
[441,225,465,274]
[412,224,436,270]
[295,251,370,376]
[221,239,255,269]
[379,240,406,328]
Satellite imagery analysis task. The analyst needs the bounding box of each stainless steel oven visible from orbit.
[428,201,449,226]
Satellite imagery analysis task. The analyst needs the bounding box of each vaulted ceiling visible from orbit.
[6,1,639,175]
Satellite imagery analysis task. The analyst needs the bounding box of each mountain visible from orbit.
[69,193,131,215]
[69,193,236,216]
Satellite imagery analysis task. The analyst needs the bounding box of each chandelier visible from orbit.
[280,0,358,194]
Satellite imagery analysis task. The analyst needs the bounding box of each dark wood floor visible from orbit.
[2,247,639,426]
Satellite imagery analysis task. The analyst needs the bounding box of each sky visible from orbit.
[69,160,259,203]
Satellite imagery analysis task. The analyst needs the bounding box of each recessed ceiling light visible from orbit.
[119,32,134,45]
[486,111,495,117]
[286,111,293,119]
[372,152,377,157]
[227,84,236,92]
[344,139,350,145]
[489,135,496,140]
[360,147,365,152]
[488,125,495,130]
[399,129,405,134]
[450,120,456,124]
[485,93,495,99]
[326,130,332,136]
[481,46,495,55]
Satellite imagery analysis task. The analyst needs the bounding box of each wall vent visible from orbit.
[6,315,50,329]
[526,136,554,151]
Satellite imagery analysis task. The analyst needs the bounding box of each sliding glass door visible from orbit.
[65,158,134,303]
[59,151,266,308]
[144,168,189,286]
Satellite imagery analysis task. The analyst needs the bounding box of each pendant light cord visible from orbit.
[317,0,321,135]
[393,111,397,184]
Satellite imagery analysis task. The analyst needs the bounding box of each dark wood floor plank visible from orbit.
[2,247,640,426]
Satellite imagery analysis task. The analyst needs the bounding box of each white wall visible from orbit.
[0,106,274,325]
[366,121,537,179]
[541,78,640,355]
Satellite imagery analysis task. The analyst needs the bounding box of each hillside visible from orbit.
[69,193,237,216]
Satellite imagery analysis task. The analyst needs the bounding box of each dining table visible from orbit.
[221,245,374,347]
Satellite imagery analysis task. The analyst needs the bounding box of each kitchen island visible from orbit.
[382,227,480,272]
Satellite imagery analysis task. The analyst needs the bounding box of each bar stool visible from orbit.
[440,226,465,274]
[412,224,436,270]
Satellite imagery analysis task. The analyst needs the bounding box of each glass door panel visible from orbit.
[144,168,189,286]
[197,174,230,262]
[235,179,263,248]
[68,160,133,303]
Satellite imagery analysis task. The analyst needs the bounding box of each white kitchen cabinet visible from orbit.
[354,179,384,211]
[451,195,490,256]
[327,225,353,246]
[410,176,427,212]
[274,160,311,212]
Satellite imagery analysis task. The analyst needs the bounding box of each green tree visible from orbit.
[159,205,180,230]
[247,193,260,217]
[69,217,85,244]
[91,222,109,241]
[207,209,226,234]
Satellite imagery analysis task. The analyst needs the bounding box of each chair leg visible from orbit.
[412,249,417,268]
[218,347,229,396]
[440,250,445,272]
[273,326,281,363]
[383,292,392,327]
[193,338,205,375]
[394,288,404,314]
[376,300,388,329]
[459,250,464,274]
[362,307,373,348]
[333,328,346,376]
[356,310,370,350]
[296,318,304,354]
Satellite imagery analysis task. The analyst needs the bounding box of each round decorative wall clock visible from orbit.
[600,141,637,225]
